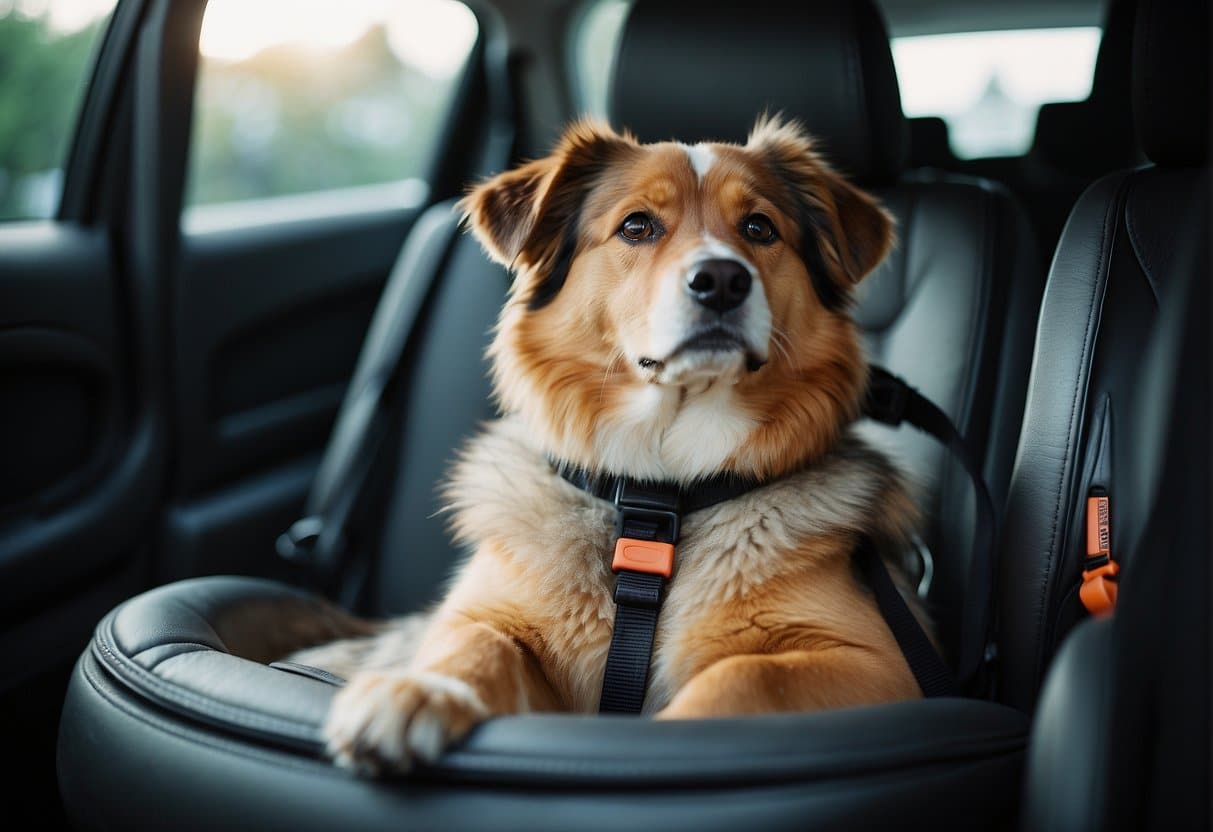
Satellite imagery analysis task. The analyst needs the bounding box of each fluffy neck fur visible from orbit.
[490,295,867,484]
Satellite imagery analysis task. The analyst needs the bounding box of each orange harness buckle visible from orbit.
[612,537,675,578]
[1080,493,1118,617]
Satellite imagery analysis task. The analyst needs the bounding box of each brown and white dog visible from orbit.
[287,115,927,775]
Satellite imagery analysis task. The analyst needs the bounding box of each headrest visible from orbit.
[609,0,906,186]
[1133,0,1210,166]
[1031,0,1138,175]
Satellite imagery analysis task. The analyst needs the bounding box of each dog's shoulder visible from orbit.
[673,430,916,597]
[441,416,617,570]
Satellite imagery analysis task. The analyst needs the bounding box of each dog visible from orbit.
[287,115,928,775]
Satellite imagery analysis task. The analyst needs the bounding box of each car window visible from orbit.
[892,28,1102,159]
[0,0,116,221]
[186,0,478,208]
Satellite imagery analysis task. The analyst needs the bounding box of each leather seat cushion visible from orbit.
[60,575,1029,830]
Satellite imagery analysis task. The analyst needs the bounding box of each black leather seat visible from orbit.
[57,2,1046,829]
[997,0,1210,715]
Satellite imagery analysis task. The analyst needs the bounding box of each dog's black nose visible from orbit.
[686,259,752,312]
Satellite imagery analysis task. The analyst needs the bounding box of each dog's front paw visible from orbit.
[324,670,490,775]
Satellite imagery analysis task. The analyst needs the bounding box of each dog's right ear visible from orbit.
[458,157,555,267]
[459,120,637,275]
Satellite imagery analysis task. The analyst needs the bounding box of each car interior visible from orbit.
[1,0,1208,828]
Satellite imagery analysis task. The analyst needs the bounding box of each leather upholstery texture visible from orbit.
[59,575,1029,831]
[1022,163,1210,830]
[997,0,1210,711]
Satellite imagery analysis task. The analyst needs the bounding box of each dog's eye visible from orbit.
[742,214,778,244]
[619,212,655,242]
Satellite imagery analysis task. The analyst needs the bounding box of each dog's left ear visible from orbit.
[748,116,894,310]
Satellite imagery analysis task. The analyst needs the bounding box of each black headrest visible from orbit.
[1031,0,1139,175]
[1133,0,1210,166]
[609,0,906,186]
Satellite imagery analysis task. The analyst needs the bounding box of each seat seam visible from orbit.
[95,614,320,741]
[1031,178,1125,686]
[78,654,331,773]
[1123,176,1163,308]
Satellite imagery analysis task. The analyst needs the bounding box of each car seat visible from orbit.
[57,2,1049,829]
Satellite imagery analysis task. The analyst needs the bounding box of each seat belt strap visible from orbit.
[853,538,958,697]
[276,205,463,601]
[864,367,999,690]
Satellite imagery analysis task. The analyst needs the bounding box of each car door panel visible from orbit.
[0,221,164,627]
[173,193,422,496]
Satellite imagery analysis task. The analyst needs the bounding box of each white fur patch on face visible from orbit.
[682,143,716,184]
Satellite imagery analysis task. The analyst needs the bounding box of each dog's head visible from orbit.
[461,116,893,481]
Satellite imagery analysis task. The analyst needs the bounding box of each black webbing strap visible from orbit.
[275,205,464,602]
[853,538,958,697]
[599,571,665,713]
[598,481,680,714]
[864,366,998,691]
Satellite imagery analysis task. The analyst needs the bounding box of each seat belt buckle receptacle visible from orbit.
[1080,492,1118,616]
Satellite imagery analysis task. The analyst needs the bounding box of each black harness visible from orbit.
[558,367,995,713]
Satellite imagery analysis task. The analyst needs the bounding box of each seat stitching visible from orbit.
[1031,178,1125,685]
[78,655,331,772]
[95,614,322,740]
[1123,177,1163,307]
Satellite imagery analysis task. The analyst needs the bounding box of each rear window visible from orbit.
[186,0,478,207]
[891,28,1102,159]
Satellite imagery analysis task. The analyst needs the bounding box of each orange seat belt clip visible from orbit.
[612,538,675,578]
[1079,493,1118,617]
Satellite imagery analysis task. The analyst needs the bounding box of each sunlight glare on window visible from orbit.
[891,28,1102,159]
[189,0,479,207]
[198,0,478,79]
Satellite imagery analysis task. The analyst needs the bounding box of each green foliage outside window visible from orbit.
[0,9,108,220]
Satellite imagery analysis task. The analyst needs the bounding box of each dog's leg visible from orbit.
[655,647,919,719]
[325,615,558,774]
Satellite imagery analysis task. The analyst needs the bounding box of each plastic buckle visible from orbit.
[612,538,676,578]
[865,367,910,427]
[1080,493,1118,617]
[1080,560,1120,617]
[612,480,681,544]
[276,516,323,564]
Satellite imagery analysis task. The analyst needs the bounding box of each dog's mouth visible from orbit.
[638,326,767,375]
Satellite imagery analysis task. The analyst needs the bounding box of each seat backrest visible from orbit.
[997,0,1210,712]
[368,1,1044,682]
[611,0,1042,672]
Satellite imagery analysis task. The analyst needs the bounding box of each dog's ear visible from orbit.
[458,157,553,266]
[748,115,894,310]
[460,120,636,306]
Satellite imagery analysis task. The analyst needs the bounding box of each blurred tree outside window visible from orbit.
[0,0,115,221]
[188,0,478,207]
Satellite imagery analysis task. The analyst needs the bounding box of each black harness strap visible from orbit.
[599,481,681,713]
[565,365,994,713]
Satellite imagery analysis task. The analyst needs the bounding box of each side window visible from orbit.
[0,1,116,221]
[187,0,479,207]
